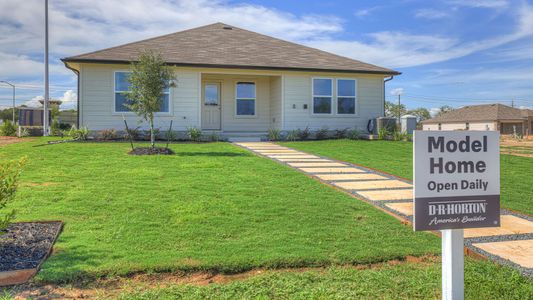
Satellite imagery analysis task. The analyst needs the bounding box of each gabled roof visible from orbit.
[421,104,528,124]
[62,23,400,75]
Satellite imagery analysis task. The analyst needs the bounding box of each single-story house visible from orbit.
[421,104,533,136]
[62,23,400,138]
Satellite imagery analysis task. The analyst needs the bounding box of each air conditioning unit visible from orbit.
[368,117,397,134]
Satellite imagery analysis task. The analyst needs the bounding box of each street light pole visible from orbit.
[0,81,15,123]
[43,0,49,136]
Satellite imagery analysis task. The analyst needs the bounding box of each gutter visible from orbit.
[60,58,402,76]
[383,76,394,116]
[62,61,80,128]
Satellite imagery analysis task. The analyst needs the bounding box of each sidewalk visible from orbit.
[235,142,533,277]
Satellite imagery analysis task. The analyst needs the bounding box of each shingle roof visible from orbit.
[421,104,528,124]
[62,23,399,75]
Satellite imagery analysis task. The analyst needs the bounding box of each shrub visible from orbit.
[0,157,26,233]
[297,127,311,140]
[18,127,30,138]
[69,126,90,141]
[207,132,220,142]
[315,127,329,140]
[347,129,361,140]
[50,119,63,136]
[285,129,299,141]
[334,128,348,139]
[267,128,281,141]
[124,127,142,140]
[99,129,118,141]
[165,130,177,142]
[187,127,202,142]
[377,127,389,140]
[0,120,17,136]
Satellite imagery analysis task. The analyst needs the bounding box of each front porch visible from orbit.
[200,73,282,135]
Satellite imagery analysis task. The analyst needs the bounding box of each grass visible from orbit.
[118,258,532,299]
[281,139,533,215]
[0,138,441,283]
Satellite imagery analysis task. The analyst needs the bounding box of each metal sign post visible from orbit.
[442,229,464,300]
[413,131,500,300]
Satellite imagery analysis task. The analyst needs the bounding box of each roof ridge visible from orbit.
[62,22,223,61]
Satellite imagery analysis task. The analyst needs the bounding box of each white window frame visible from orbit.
[113,71,172,115]
[312,77,333,115]
[336,78,357,115]
[235,81,257,118]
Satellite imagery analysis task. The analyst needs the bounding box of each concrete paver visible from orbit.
[385,202,413,216]
[464,215,533,238]
[299,167,364,173]
[314,173,388,181]
[333,180,412,191]
[356,189,413,201]
[472,240,533,268]
[287,162,347,167]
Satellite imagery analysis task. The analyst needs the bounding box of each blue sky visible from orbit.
[1,0,532,113]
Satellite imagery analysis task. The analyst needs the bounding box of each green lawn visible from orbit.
[1,138,441,283]
[281,139,533,215]
[118,258,532,300]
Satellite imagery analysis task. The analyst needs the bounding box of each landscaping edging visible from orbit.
[0,221,63,286]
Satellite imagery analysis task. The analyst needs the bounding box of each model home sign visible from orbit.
[413,131,500,231]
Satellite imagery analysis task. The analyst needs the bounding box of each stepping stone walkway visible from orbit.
[235,142,533,277]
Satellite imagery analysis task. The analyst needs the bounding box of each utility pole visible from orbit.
[0,81,15,123]
[43,0,50,136]
[511,99,514,108]
[397,93,401,132]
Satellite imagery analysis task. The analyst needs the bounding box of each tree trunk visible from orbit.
[149,116,155,148]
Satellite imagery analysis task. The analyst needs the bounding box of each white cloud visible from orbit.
[445,0,509,8]
[24,95,43,108]
[429,108,442,117]
[390,88,404,96]
[60,90,76,103]
[414,9,450,19]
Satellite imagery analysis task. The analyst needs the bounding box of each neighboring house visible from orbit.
[421,104,533,136]
[62,23,399,137]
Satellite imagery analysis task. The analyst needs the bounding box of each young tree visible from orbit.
[0,157,26,233]
[126,51,175,148]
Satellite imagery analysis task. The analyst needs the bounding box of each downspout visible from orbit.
[383,76,394,116]
[62,61,80,127]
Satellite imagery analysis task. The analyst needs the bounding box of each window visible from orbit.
[466,122,470,130]
[236,82,256,116]
[114,71,170,113]
[313,78,332,114]
[337,79,356,114]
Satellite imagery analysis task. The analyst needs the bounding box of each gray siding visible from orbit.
[80,64,200,131]
[282,74,384,131]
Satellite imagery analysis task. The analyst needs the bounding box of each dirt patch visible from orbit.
[0,137,34,147]
[6,255,439,299]
[20,182,58,188]
[500,137,533,157]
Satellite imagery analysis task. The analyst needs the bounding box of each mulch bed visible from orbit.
[0,222,63,272]
[128,147,175,155]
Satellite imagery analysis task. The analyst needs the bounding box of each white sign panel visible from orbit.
[413,131,500,231]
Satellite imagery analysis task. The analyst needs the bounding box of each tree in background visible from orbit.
[436,105,454,117]
[408,107,431,122]
[0,108,18,122]
[126,51,175,148]
[385,101,407,118]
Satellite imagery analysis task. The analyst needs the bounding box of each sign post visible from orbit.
[413,131,500,300]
